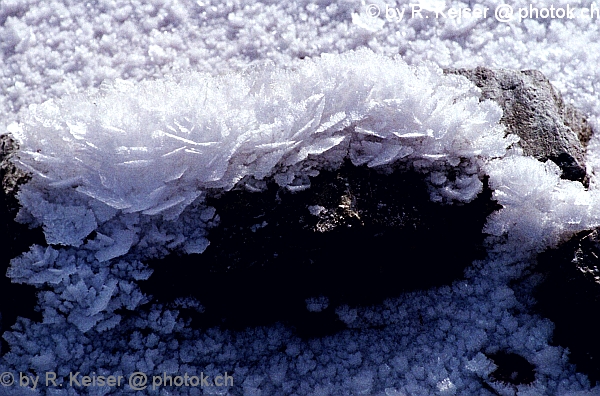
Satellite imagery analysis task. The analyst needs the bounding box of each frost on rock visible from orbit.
[484,156,600,257]
[11,49,515,253]
[5,48,600,395]
[5,49,519,334]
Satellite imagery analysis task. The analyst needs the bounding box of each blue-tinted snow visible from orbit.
[2,0,600,394]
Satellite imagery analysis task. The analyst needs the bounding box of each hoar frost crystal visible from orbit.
[4,50,600,395]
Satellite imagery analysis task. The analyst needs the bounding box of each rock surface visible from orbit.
[446,67,592,183]
[444,67,600,385]
[444,67,600,383]
[0,134,29,206]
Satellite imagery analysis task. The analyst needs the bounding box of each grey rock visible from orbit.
[1,133,29,213]
[446,67,600,383]
[446,67,593,183]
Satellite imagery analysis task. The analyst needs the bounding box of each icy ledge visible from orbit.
[5,49,600,334]
[8,49,514,253]
[5,50,600,395]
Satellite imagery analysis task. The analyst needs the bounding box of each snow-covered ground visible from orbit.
[2,0,600,394]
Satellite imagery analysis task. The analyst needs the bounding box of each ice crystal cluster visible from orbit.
[7,49,516,329]
[2,0,600,393]
[4,49,600,395]
[12,49,512,228]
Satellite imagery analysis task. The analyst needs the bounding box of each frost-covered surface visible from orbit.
[10,50,513,247]
[3,0,600,394]
[1,0,599,130]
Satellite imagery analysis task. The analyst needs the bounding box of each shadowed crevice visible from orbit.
[141,162,496,339]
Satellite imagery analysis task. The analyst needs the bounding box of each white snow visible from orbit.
[2,0,600,394]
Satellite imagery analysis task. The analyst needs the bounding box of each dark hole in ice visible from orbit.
[488,351,536,385]
[535,229,600,384]
[0,184,45,355]
[139,161,497,339]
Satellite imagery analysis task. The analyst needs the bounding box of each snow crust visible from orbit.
[2,0,600,394]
